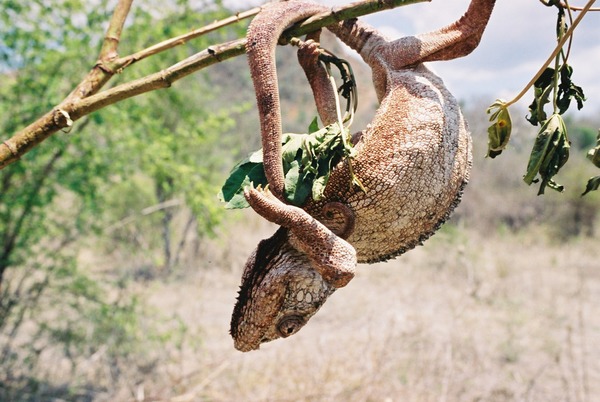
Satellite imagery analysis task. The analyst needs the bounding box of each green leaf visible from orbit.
[248,148,263,164]
[281,133,305,164]
[280,122,350,206]
[312,174,329,201]
[308,116,320,134]
[218,152,268,209]
[220,120,359,209]
[222,177,254,209]
[283,159,312,206]
[523,113,570,195]
[312,154,336,201]
[486,100,512,158]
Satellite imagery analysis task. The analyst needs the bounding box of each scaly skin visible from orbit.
[231,0,496,352]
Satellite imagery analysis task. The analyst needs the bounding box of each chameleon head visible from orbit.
[230,227,335,352]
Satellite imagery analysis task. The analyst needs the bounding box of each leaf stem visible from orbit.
[551,13,563,115]
[115,7,262,69]
[563,0,575,61]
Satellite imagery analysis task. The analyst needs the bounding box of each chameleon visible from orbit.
[230,0,496,352]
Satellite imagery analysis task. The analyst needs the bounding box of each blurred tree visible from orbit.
[0,0,238,398]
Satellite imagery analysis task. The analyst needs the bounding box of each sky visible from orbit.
[226,0,600,117]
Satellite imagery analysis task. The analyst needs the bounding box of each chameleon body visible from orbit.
[231,0,496,352]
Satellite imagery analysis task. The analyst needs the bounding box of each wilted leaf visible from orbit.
[526,64,585,128]
[582,176,600,196]
[523,113,570,195]
[526,67,554,126]
[486,100,512,158]
[582,131,600,196]
[557,64,586,114]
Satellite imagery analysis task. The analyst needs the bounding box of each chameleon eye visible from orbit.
[276,315,305,338]
[321,202,355,239]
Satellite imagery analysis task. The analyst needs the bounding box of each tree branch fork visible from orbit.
[0,0,428,170]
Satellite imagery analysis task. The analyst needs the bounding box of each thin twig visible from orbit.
[173,213,196,267]
[105,199,182,232]
[116,7,262,69]
[557,1,600,10]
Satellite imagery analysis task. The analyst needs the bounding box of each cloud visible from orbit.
[348,0,600,115]
[226,0,600,115]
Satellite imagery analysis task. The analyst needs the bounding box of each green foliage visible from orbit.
[220,47,362,210]
[0,0,239,398]
[219,119,356,208]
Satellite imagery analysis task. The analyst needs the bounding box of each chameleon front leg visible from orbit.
[244,186,356,288]
[325,0,496,99]
[246,0,329,200]
[411,0,497,64]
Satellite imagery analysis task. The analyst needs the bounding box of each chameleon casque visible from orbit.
[230,0,496,352]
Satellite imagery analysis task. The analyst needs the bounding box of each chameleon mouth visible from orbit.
[234,333,263,352]
[230,228,288,338]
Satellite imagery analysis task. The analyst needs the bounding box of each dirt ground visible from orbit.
[138,217,600,402]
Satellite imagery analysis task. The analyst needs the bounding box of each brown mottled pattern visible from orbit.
[306,64,471,263]
[231,0,496,351]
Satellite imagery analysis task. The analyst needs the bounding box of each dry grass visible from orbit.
[127,215,600,402]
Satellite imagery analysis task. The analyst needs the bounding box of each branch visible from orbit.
[66,0,134,102]
[99,0,134,61]
[0,1,136,170]
[504,0,596,108]
[0,0,428,170]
